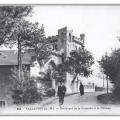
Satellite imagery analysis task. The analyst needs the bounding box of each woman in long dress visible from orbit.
[79,82,84,96]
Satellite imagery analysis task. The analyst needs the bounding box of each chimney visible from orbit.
[80,34,85,41]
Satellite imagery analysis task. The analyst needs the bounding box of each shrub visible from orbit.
[45,88,56,97]
[12,80,42,104]
[10,67,43,104]
[113,87,120,100]
[12,89,23,104]
[23,87,42,103]
[97,93,114,104]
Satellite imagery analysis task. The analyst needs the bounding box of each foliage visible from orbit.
[0,6,52,67]
[12,89,23,104]
[23,87,42,103]
[10,67,42,104]
[99,49,120,86]
[0,7,53,103]
[39,70,52,82]
[97,93,115,104]
[66,48,94,84]
[4,19,51,65]
[45,88,56,97]
[0,6,32,46]
[9,66,30,89]
[49,59,66,83]
[49,48,94,84]
[99,49,120,97]
[12,83,42,104]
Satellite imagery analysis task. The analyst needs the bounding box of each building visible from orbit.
[0,50,32,102]
[51,27,85,93]
[31,26,95,93]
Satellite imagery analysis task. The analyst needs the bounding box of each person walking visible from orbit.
[57,82,66,106]
[79,82,84,96]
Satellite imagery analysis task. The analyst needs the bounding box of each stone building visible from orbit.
[31,26,95,93]
[50,27,85,93]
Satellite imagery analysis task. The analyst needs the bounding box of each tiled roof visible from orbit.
[0,50,32,65]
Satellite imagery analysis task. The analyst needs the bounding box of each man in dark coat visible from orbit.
[57,82,66,106]
[79,82,84,96]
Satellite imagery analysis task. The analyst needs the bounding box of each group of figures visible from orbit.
[57,82,84,106]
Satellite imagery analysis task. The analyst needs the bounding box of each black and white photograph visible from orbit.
[0,4,120,115]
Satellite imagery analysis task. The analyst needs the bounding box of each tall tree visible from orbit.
[0,6,52,67]
[49,48,94,84]
[98,49,120,98]
[0,6,52,82]
[0,6,32,82]
[66,48,94,84]
[99,49,120,86]
[0,6,32,45]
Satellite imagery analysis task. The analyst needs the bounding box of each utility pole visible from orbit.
[107,75,109,94]
[103,75,105,88]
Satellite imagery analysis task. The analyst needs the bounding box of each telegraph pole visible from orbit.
[103,74,105,88]
[107,76,109,94]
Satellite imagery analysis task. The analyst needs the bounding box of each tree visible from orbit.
[0,6,52,78]
[49,48,94,84]
[49,59,67,83]
[0,6,33,85]
[66,48,94,84]
[4,19,51,61]
[0,6,32,45]
[0,6,50,59]
[99,49,120,98]
[99,49,120,87]
[0,6,53,95]
[0,6,52,104]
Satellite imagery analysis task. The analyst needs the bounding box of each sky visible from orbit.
[28,5,120,61]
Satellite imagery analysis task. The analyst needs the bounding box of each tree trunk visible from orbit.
[71,73,78,85]
[52,78,56,89]
[18,39,22,83]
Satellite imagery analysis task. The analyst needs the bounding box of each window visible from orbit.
[69,33,71,42]
[54,44,58,50]
[61,32,64,43]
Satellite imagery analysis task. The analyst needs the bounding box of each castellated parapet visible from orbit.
[47,26,85,57]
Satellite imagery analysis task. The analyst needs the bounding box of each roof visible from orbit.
[0,50,32,65]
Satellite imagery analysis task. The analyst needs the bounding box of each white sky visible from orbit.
[28,5,120,61]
